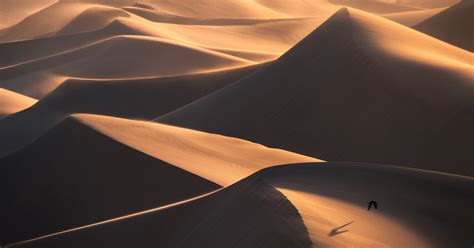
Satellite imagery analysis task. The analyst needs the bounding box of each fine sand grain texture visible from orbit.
[159,8,474,176]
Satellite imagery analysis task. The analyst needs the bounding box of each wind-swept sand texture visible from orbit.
[0,113,319,244]
[414,0,474,51]
[0,63,265,158]
[0,88,37,118]
[159,8,474,176]
[7,163,473,248]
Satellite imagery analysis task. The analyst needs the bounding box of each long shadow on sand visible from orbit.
[328,221,355,237]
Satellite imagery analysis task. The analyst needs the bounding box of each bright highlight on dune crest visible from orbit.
[0,1,472,248]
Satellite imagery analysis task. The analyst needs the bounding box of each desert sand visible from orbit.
[0,0,472,248]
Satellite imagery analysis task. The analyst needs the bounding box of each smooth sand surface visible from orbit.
[159,8,474,176]
[8,163,472,248]
[382,7,447,26]
[0,63,265,158]
[0,88,37,118]
[0,1,470,248]
[0,113,319,244]
[414,0,474,51]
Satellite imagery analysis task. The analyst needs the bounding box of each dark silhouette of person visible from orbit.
[367,200,378,211]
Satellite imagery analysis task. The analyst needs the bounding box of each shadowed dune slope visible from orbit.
[0,88,37,118]
[262,163,474,248]
[0,116,219,245]
[382,7,447,26]
[0,63,265,158]
[0,35,252,98]
[55,5,130,35]
[9,163,473,248]
[414,0,474,52]
[159,8,474,176]
[8,176,311,248]
[74,114,320,186]
[0,113,319,245]
[0,35,252,83]
[329,0,421,13]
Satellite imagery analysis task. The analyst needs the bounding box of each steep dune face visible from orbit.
[9,177,311,248]
[0,116,219,244]
[159,8,474,176]
[75,114,320,186]
[0,88,37,118]
[9,163,472,248]
[261,163,474,248]
[0,64,264,158]
[414,0,474,51]
[0,113,319,245]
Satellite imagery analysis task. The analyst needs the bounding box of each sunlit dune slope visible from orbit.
[414,0,474,52]
[55,5,130,35]
[0,63,265,158]
[74,114,320,186]
[0,2,93,43]
[0,0,56,28]
[263,163,474,248]
[0,88,37,118]
[8,175,311,248]
[10,163,473,248]
[0,113,319,245]
[0,116,219,244]
[159,8,474,176]
[0,35,252,98]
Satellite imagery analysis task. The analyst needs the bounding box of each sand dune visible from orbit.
[0,116,219,244]
[56,5,130,35]
[0,88,37,118]
[159,8,474,176]
[0,113,319,244]
[0,2,93,43]
[0,63,264,157]
[0,1,470,248]
[395,0,460,8]
[0,0,56,28]
[0,35,252,98]
[262,163,474,248]
[382,7,447,26]
[6,175,311,248]
[8,163,472,248]
[329,0,422,13]
[414,0,474,51]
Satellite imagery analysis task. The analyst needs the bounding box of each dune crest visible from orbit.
[0,88,37,118]
[159,7,474,176]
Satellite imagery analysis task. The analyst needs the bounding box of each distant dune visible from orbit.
[0,1,471,248]
[414,0,474,51]
[159,8,474,176]
[0,64,264,158]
